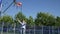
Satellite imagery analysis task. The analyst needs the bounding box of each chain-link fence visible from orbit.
[0,23,60,34]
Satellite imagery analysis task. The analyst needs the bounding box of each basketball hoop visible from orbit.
[16,2,22,6]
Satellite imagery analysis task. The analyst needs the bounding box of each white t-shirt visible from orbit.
[20,21,26,29]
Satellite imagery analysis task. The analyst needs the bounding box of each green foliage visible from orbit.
[0,15,14,27]
[15,12,26,21]
[55,16,60,26]
[0,17,2,22]
[0,11,60,26]
[35,12,56,26]
[27,16,34,27]
[1,15,13,23]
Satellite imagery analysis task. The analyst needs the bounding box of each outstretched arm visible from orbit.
[23,20,26,24]
[17,18,22,24]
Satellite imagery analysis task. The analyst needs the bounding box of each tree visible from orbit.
[15,12,26,21]
[55,16,60,26]
[35,12,55,26]
[46,15,56,26]
[27,16,34,27]
[1,15,13,27]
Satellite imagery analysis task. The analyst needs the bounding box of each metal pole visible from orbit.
[49,26,50,34]
[19,2,22,19]
[42,26,43,34]
[34,24,35,34]
[0,0,2,34]
[58,27,59,34]
[14,23,16,34]
[17,4,23,34]
[3,1,13,13]
[21,3,23,34]
[1,22,4,34]
[0,0,2,17]
[3,0,17,14]
[7,22,9,34]
[0,11,1,17]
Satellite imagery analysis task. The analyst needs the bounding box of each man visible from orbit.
[17,19,26,34]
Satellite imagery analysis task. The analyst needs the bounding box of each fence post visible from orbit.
[7,26,8,34]
[1,22,4,34]
[7,22,9,34]
[49,26,50,34]
[42,26,43,34]
[14,23,16,34]
[29,29,30,34]
[34,24,35,34]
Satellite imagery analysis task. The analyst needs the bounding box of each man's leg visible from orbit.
[20,28,22,34]
[23,28,26,34]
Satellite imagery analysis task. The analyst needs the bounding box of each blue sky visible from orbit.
[2,0,60,18]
